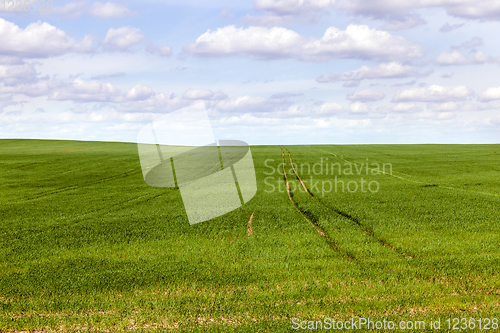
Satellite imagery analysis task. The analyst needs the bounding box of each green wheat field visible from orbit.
[0,139,499,332]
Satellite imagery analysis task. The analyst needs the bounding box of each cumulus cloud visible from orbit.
[88,2,138,18]
[317,62,418,84]
[435,51,469,65]
[478,86,500,101]
[118,93,191,113]
[0,63,38,85]
[318,102,343,114]
[49,78,122,102]
[184,25,422,62]
[392,85,474,103]
[102,27,145,52]
[0,81,57,97]
[445,1,500,20]
[0,78,125,103]
[126,84,154,101]
[347,90,385,102]
[183,89,228,100]
[145,43,173,57]
[0,18,94,58]
[349,102,370,114]
[435,51,489,65]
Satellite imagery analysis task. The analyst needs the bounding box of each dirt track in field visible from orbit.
[280,148,355,261]
[285,148,413,259]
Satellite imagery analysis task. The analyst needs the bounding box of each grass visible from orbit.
[0,139,499,332]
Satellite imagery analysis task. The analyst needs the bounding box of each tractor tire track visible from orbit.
[286,148,413,259]
[280,148,355,261]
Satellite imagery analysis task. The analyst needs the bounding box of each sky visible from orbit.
[1,0,500,145]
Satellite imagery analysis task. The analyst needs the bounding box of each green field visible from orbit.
[1,139,499,332]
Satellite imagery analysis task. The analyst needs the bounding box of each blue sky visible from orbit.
[1,0,499,144]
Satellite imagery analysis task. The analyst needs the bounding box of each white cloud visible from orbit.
[0,81,57,97]
[478,86,500,101]
[184,25,422,62]
[126,84,154,101]
[445,1,500,20]
[435,51,469,65]
[102,27,145,52]
[435,51,489,65]
[183,89,228,100]
[473,51,489,63]
[184,25,302,60]
[118,93,191,113]
[392,85,474,102]
[0,63,38,85]
[145,43,173,57]
[347,90,385,102]
[349,102,370,114]
[317,62,418,83]
[0,77,123,103]
[318,102,342,114]
[49,78,122,102]
[215,95,288,112]
[88,2,138,18]
[0,18,94,58]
